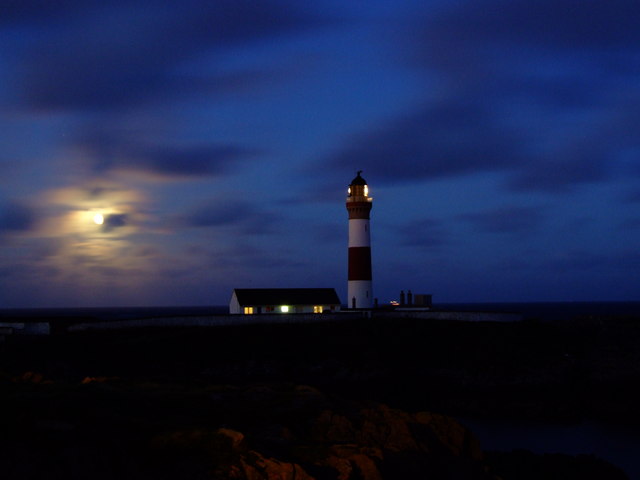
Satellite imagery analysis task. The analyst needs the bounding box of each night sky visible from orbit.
[1,0,638,307]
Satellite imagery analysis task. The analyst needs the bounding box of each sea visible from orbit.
[0,305,227,322]
[437,301,640,321]
[461,417,640,480]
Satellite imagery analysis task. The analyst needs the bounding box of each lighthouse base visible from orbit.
[348,280,373,309]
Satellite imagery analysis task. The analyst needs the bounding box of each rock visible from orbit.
[217,428,246,449]
[325,445,384,480]
[240,451,315,480]
[294,385,323,395]
[415,411,484,460]
[16,371,44,383]
[312,410,356,443]
[357,405,419,452]
[311,404,481,458]
[153,428,315,480]
[81,376,119,384]
[304,403,490,479]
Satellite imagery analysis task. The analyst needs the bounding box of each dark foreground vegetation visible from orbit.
[1,315,637,479]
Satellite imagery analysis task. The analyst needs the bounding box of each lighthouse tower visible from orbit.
[346,171,373,309]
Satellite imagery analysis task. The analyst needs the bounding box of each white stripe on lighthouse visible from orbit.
[348,219,370,247]
[348,280,371,309]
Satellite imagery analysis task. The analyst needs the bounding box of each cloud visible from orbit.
[182,198,278,234]
[0,0,88,25]
[74,131,257,178]
[0,202,36,233]
[101,213,128,232]
[408,0,640,86]
[618,218,640,231]
[35,183,148,241]
[46,183,145,206]
[124,145,255,178]
[8,0,327,112]
[323,98,621,192]
[624,190,640,203]
[459,206,544,234]
[325,99,526,184]
[507,146,612,192]
[321,0,640,192]
[397,218,449,249]
[185,203,252,228]
[420,0,640,55]
[544,249,640,273]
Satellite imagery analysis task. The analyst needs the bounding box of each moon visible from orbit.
[93,213,104,225]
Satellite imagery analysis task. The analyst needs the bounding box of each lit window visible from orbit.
[244,306,254,315]
[364,185,369,196]
[313,306,323,313]
[280,305,289,313]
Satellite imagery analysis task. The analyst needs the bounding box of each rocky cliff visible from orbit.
[1,317,635,479]
[1,377,494,479]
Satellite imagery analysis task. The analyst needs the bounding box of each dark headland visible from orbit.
[1,308,638,479]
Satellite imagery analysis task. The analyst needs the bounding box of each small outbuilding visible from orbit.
[229,288,341,315]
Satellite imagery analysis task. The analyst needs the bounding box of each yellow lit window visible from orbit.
[313,306,323,313]
[244,306,254,315]
[280,305,289,313]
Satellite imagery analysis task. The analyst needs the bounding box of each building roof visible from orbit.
[350,170,367,186]
[233,288,340,306]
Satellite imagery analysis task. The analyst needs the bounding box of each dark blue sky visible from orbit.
[1,0,638,307]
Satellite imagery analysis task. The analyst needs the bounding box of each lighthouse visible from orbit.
[346,171,373,309]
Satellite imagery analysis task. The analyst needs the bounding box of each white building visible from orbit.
[229,288,341,315]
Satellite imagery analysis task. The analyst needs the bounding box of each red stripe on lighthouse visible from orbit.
[348,247,372,280]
